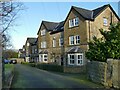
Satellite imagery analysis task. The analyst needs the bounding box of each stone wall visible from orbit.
[64,65,86,73]
[87,61,107,85]
[87,59,120,88]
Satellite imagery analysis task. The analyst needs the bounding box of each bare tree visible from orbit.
[0,1,24,89]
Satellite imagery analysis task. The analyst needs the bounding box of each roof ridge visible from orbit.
[72,6,92,12]
[92,4,110,11]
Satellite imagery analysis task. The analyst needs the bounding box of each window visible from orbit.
[75,35,80,44]
[74,17,79,26]
[68,53,83,65]
[53,38,56,47]
[68,54,75,65]
[41,41,46,48]
[69,17,79,28]
[69,19,74,28]
[41,29,46,36]
[44,54,48,62]
[69,35,80,45]
[69,36,74,45]
[27,42,29,46]
[103,18,108,26]
[77,54,83,65]
[59,38,63,46]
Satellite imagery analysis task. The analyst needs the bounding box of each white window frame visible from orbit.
[69,19,74,28]
[68,54,75,65]
[43,54,48,62]
[75,35,80,44]
[69,35,80,45]
[53,39,56,47]
[76,53,83,65]
[41,41,46,48]
[69,36,74,45]
[68,53,83,66]
[27,42,29,46]
[69,17,79,28]
[103,18,108,26]
[74,17,79,26]
[59,38,63,46]
[41,29,46,36]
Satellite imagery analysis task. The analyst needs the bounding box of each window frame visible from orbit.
[69,17,79,28]
[69,36,74,45]
[68,54,75,65]
[41,29,46,36]
[53,39,56,47]
[76,53,83,65]
[103,18,108,26]
[41,41,46,48]
[59,38,63,46]
[75,35,80,44]
[43,54,48,62]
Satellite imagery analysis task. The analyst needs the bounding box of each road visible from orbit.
[11,64,90,89]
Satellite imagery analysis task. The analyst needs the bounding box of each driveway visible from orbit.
[11,64,91,89]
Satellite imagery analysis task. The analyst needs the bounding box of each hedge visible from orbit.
[22,62,63,72]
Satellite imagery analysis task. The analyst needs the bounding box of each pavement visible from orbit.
[11,64,91,89]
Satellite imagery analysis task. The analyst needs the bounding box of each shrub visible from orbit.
[86,22,120,62]
[36,63,64,72]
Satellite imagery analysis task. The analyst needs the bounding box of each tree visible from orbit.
[0,1,24,89]
[0,0,24,48]
[3,49,18,59]
[86,22,120,62]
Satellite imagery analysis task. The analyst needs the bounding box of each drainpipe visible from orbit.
[88,21,91,42]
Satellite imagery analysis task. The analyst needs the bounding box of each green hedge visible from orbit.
[22,62,63,72]
[21,62,35,67]
[36,63,64,72]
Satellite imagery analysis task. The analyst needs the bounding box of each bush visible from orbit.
[86,23,120,62]
[36,63,64,72]
[21,62,35,67]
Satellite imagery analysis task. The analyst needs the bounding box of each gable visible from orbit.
[37,22,47,35]
[93,5,120,21]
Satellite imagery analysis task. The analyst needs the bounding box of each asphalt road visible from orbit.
[11,64,90,89]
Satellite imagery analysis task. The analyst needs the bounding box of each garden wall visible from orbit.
[87,59,120,88]
[64,66,86,73]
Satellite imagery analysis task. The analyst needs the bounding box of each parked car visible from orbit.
[4,59,10,64]
[10,60,17,64]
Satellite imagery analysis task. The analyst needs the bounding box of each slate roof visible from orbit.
[50,21,64,34]
[71,4,120,21]
[37,21,59,35]
[72,6,93,20]
[27,38,37,45]
[67,47,83,53]
[42,21,59,31]
[39,50,48,54]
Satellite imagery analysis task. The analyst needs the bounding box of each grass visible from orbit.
[4,64,14,88]
[51,72,104,88]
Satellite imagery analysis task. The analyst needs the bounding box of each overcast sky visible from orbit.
[10,1,119,50]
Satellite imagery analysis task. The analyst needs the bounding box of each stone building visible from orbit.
[63,4,119,66]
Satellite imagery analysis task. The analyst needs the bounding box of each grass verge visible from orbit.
[51,72,104,88]
[4,64,14,88]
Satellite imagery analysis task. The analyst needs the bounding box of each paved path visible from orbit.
[11,64,90,89]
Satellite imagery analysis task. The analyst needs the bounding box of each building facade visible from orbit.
[63,4,119,66]
[20,4,119,67]
[24,38,38,62]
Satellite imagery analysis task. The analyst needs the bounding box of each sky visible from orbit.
[9,1,119,50]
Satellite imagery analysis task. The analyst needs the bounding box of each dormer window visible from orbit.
[41,29,46,36]
[103,18,108,26]
[69,17,79,28]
